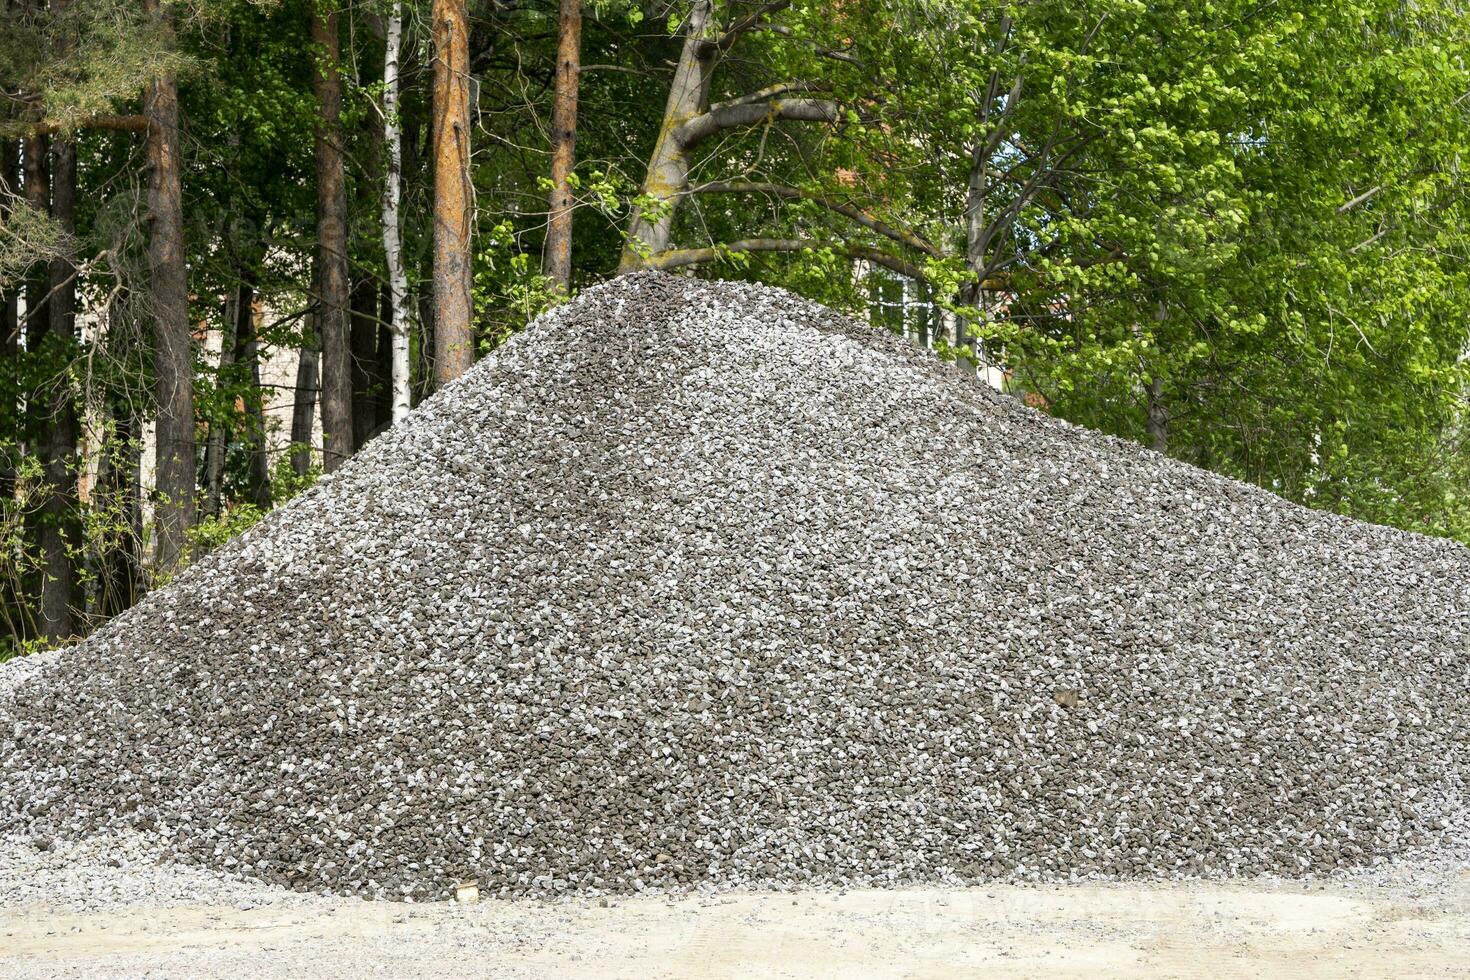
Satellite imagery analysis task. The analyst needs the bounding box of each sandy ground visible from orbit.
[5,869,1470,978]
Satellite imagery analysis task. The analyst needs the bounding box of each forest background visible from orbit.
[2,0,1468,653]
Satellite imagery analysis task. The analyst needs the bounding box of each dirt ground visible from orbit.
[5,872,1470,979]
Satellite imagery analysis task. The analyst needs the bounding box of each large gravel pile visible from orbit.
[2,272,1467,899]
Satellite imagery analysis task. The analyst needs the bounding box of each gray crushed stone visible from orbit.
[0,649,59,710]
[1,272,1466,900]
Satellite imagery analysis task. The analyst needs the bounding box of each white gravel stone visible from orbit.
[0,272,1466,900]
[0,832,316,913]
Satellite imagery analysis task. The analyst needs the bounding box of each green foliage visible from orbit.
[0,0,189,135]
[473,222,563,351]
[0,196,68,288]
[839,0,1470,540]
[184,451,317,558]
[3,0,1470,658]
[0,455,45,651]
[187,503,267,553]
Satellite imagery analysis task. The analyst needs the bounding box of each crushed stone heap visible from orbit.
[2,273,1468,899]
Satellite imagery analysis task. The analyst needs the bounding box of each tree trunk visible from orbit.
[543,0,582,293]
[381,1,412,422]
[290,331,320,478]
[375,285,394,430]
[350,277,379,449]
[144,1,195,573]
[619,0,714,270]
[20,133,49,640]
[23,132,48,340]
[38,135,79,641]
[312,1,353,473]
[1145,375,1168,454]
[1,138,17,523]
[431,0,474,384]
[230,266,273,509]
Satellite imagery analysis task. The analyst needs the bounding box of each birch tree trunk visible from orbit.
[543,0,581,294]
[431,0,474,385]
[142,0,194,573]
[381,2,411,421]
[312,1,353,473]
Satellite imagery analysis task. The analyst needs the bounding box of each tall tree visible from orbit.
[618,0,843,271]
[380,0,411,421]
[143,0,194,572]
[431,0,473,384]
[542,0,581,295]
[311,0,353,472]
[37,132,78,640]
[229,265,272,510]
[21,130,49,635]
[0,138,17,517]
[35,0,82,638]
[349,277,378,448]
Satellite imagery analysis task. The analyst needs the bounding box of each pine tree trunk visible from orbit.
[431,0,473,384]
[1,139,17,513]
[38,136,79,641]
[1,136,17,639]
[20,133,49,640]
[350,277,379,449]
[543,0,581,294]
[23,136,48,327]
[312,1,354,473]
[230,267,273,509]
[381,2,412,421]
[144,0,195,573]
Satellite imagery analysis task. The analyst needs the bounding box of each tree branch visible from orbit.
[707,0,792,53]
[645,238,938,283]
[1337,184,1384,214]
[689,180,943,258]
[748,24,863,66]
[708,81,824,112]
[4,114,150,137]
[675,98,840,148]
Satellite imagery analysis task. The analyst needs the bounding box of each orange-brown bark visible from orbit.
[542,0,581,294]
[432,0,474,384]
